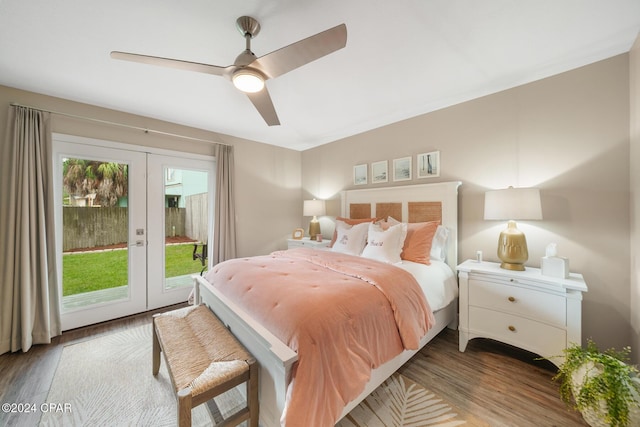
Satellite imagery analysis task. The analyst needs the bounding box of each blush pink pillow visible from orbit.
[402,221,439,265]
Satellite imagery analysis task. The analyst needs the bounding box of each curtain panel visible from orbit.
[212,144,237,264]
[0,106,61,354]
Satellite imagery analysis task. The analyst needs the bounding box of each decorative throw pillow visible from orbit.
[330,221,370,256]
[361,222,407,264]
[430,225,449,262]
[378,216,400,229]
[377,216,407,244]
[329,217,378,247]
[401,221,440,265]
[378,215,401,229]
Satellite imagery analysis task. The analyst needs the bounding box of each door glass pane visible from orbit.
[164,167,209,290]
[61,158,129,311]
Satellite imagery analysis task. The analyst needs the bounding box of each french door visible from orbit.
[147,154,214,310]
[53,135,214,330]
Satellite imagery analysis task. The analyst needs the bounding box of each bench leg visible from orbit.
[247,359,259,427]
[177,388,192,427]
[152,321,161,376]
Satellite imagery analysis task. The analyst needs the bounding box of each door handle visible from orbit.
[130,240,145,247]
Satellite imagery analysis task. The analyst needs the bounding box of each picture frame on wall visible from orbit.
[371,160,388,183]
[417,151,440,179]
[353,164,368,185]
[393,157,412,181]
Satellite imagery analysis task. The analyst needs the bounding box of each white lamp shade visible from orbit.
[303,199,326,217]
[484,187,542,220]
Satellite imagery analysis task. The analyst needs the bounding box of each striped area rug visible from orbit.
[40,325,476,427]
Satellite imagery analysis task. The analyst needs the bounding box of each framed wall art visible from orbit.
[353,164,367,185]
[371,160,388,184]
[417,151,440,179]
[393,157,412,181]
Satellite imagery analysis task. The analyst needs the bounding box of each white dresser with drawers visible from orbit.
[457,259,588,366]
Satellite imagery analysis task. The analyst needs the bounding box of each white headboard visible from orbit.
[340,181,462,271]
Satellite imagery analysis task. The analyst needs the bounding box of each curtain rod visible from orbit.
[9,102,230,146]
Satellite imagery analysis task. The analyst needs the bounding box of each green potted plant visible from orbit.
[552,340,640,427]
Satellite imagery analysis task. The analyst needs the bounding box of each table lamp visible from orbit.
[303,199,326,240]
[484,187,542,271]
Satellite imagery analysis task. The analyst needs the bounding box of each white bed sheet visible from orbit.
[395,259,458,311]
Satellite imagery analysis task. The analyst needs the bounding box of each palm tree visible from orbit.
[62,159,128,207]
[95,162,128,206]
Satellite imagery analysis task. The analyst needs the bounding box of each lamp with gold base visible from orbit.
[303,199,326,241]
[484,187,542,271]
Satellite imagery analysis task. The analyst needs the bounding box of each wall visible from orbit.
[302,55,631,352]
[631,33,640,363]
[0,85,301,258]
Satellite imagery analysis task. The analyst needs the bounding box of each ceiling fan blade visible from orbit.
[110,51,227,76]
[251,23,346,79]
[246,88,280,126]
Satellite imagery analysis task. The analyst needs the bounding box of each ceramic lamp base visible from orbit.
[308,219,321,241]
[497,220,528,271]
[500,261,526,271]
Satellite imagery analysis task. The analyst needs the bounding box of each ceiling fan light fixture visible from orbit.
[232,69,264,93]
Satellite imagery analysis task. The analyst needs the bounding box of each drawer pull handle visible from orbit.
[508,325,516,332]
[508,296,516,302]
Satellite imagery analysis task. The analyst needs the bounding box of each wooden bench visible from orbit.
[152,304,259,427]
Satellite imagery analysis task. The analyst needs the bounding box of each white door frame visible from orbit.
[147,153,215,309]
[53,139,147,330]
[52,134,215,330]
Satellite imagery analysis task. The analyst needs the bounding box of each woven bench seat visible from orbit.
[153,304,258,427]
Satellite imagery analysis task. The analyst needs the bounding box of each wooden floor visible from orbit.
[0,308,587,427]
[0,303,188,427]
[399,328,587,426]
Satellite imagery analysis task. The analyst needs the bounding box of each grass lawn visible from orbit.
[63,244,205,296]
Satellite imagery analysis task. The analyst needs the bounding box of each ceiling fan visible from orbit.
[111,16,347,126]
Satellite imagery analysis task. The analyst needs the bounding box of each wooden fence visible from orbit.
[63,207,188,251]
[165,207,186,238]
[185,193,208,243]
[63,196,207,251]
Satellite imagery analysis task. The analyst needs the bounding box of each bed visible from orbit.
[193,181,462,426]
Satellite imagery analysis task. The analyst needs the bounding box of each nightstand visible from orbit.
[457,259,588,366]
[287,237,331,250]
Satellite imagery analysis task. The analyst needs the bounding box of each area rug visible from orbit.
[41,325,471,427]
[337,374,467,427]
[40,325,242,426]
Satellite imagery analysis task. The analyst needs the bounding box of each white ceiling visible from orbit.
[1,1,639,151]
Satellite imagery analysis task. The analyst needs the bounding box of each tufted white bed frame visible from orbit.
[193,181,462,426]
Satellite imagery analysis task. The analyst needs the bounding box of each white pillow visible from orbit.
[331,221,370,256]
[361,222,407,264]
[430,225,449,261]
[379,216,408,243]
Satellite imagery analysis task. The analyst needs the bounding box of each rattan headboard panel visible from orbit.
[375,203,401,221]
[349,203,372,219]
[340,182,461,270]
[408,201,442,224]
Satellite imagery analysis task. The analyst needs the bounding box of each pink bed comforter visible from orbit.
[204,248,435,426]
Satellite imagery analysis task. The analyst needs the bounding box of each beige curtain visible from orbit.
[212,144,237,264]
[0,106,61,354]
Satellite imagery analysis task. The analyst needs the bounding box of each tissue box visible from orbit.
[541,256,569,279]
